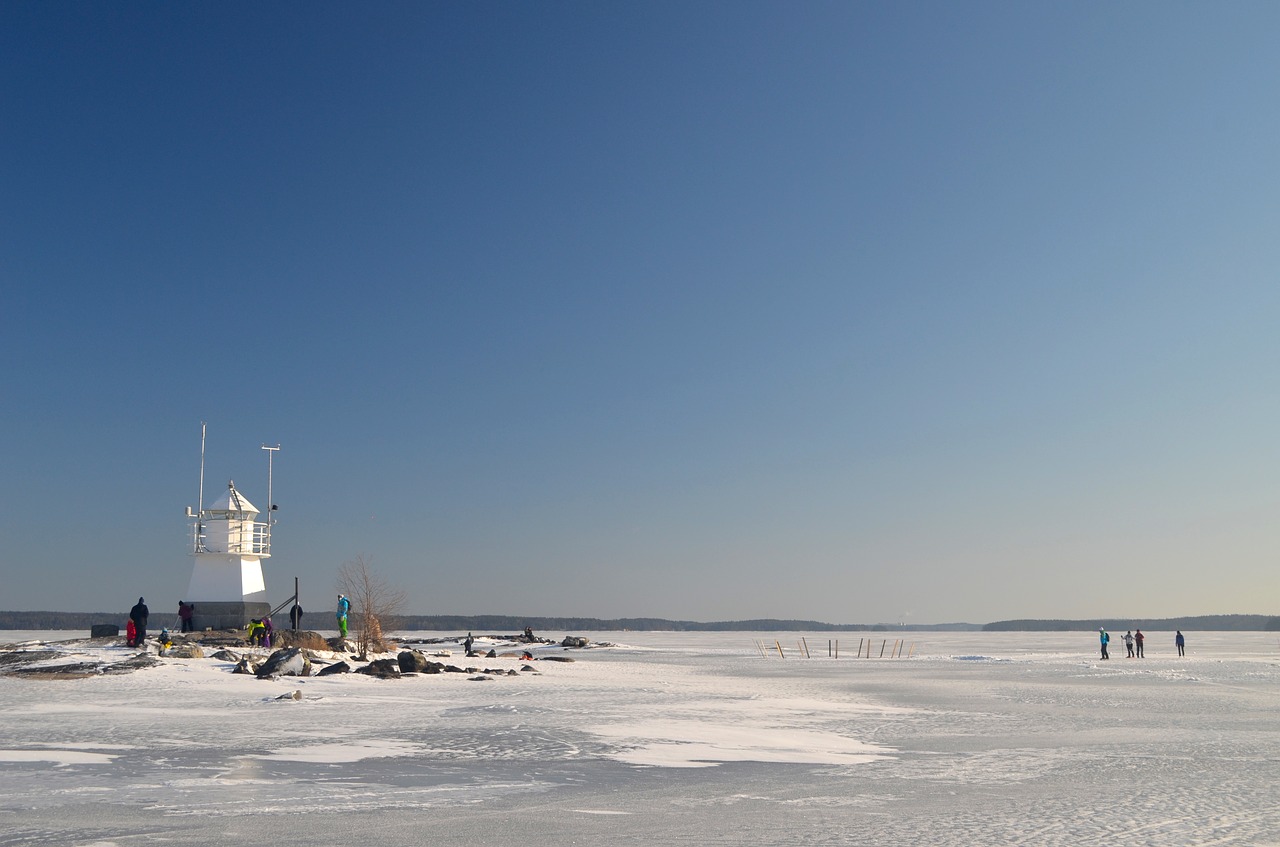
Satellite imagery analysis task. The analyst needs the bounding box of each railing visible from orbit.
[190,519,272,556]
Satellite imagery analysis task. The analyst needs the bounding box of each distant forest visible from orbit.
[983,614,1280,632]
[0,611,976,632]
[2,611,1277,632]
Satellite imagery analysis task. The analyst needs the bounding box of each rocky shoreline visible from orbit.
[0,630,604,681]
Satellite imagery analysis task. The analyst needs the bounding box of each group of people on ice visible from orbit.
[125,595,307,649]
[1099,627,1185,659]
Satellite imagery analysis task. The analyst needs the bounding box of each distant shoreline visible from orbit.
[2,611,1276,632]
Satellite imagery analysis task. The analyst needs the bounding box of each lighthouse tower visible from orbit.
[184,430,278,630]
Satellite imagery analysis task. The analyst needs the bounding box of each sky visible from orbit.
[3,2,1279,625]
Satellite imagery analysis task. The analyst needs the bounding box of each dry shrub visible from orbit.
[337,554,406,658]
[275,630,330,651]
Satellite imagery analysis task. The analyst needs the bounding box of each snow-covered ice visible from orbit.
[1,630,1278,845]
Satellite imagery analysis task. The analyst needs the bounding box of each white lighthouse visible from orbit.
[184,428,278,630]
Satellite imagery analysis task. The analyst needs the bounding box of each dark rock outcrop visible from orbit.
[356,658,401,679]
[0,650,61,670]
[10,661,101,678]
[561,636,589,648]
[103,653,160,674]
[316,660,351,676]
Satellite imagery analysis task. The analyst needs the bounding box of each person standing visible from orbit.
[1134,629,1145,658]
[1175,630,1185,657]
[129,597,149,647]
[178,601,195,633]
[464,632,474,655]
[336,594,350,638]
[289,603,303,631]
[1123,630,1135,658]
[1099,628,1110,660]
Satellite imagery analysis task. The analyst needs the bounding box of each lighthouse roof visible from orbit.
[207,480,259,516]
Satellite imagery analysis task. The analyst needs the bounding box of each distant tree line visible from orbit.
[0,611,122,630]
[385,615,982,633]
[984,614,1280,632]
[4,610,1275,632]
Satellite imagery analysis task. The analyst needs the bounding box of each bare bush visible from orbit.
[337,554,407,658]
[275,630,331,651]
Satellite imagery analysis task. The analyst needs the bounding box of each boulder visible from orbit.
[540,655,575,662]
[256,647,311,679]
[232,658,259,675]
[316,660,351,676]
[326,636,352,651]
[210,649,241,662]
[161,644,205,659]
[398,650,430,673]
[356,658,401,679]
[561,636,589,648]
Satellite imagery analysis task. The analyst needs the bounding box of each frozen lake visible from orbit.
[1,629,1278,846]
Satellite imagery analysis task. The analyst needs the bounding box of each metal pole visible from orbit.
[262,443,280,552]
[195,422,207,553]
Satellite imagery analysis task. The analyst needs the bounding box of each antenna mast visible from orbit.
[262,443,280,523]
[198,422,207,517]
[262,443,280,553]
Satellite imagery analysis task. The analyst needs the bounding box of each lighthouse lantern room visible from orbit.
[185,427,278,631]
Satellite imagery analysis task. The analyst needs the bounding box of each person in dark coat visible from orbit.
[1175,630,1186,657]
[178,601,195,633]
[289,603,303,631]
[130,597,150,647]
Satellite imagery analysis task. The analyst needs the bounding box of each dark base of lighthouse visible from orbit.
[189,601,272,633]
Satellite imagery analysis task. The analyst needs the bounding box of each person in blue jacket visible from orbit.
[336,594,351,638]
[1099,627,1110,660]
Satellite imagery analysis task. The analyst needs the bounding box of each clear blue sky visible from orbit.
[3,3,1279,624]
